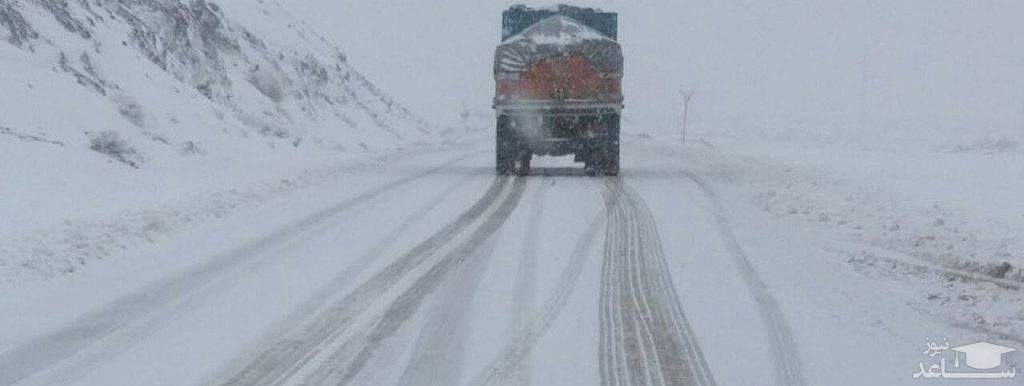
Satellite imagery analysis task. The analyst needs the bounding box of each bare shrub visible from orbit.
[88,130,141,168]
[113,95,146,127]
[181,141,206,156]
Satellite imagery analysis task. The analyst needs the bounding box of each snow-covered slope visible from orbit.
[0,0,430,158]
[0,0,442,282]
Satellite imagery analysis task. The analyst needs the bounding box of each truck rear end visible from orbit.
[493,5,623,175]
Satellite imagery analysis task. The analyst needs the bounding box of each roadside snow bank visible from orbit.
[0,138,477,284]
[625,127,1024,343]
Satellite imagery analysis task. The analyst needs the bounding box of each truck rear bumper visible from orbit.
[494,100,623,116]
[522,137,616,156]
[496,111,620,157]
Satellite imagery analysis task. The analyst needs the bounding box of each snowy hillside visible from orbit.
[0,0,442,282]
[0,0,432,157]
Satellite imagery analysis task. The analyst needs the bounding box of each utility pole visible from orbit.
[680,90,695,144]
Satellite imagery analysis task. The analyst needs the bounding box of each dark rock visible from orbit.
[0,1,39,47]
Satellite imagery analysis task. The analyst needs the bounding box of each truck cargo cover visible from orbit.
[495,15,623,75]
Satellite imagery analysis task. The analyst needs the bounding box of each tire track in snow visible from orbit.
[681,171,807,386]
[209,170,478,385]
[0,153,473,386]
[302,177,529,385]
[394,236,499,386]
[505,177,548,385]
[220,176,511,386]
[471,207,606,386]
[395,179,547,386]
[599,178,716,386]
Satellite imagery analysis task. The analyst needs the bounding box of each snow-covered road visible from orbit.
[1,139,1017,386]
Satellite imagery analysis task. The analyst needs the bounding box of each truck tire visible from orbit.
[496,115,516,175]
[600,114,620,175]
[515,152,532,175]
[582,146,599,174]
[601,139,620,175]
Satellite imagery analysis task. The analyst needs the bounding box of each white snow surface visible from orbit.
[0,136,1020,386]
[0,0,446,282]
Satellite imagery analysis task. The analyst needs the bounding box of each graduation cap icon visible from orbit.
[952,342,1016,370]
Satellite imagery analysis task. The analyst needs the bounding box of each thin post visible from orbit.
[680,90,695,144]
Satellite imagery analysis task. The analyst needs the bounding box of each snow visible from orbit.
[3,137,1019,385]
[623,126,1024,375]
[2,1,1023,385]
[504,15,612,45]
[493,13,622,77]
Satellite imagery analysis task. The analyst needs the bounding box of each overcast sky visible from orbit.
[277,0,1024,140]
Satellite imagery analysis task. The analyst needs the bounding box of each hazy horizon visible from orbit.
[274,0,1023,143]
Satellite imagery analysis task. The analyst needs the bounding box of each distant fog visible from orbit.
[273,0,1024,144]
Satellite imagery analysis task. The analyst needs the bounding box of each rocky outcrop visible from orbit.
[0,1,39,48]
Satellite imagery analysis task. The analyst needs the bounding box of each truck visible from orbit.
[493,5,623,175]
